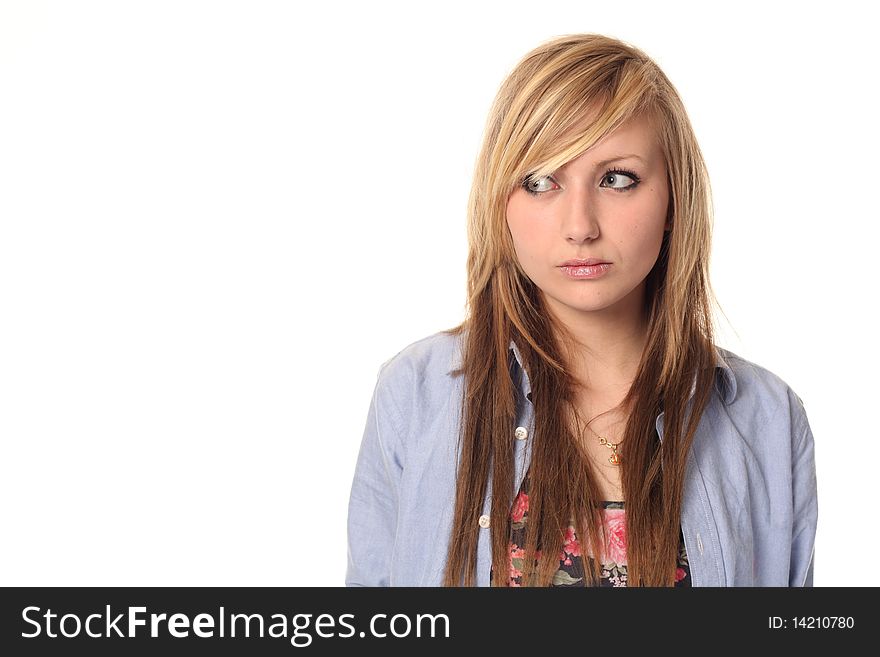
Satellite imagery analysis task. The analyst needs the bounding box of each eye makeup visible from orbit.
[522,167,642,196]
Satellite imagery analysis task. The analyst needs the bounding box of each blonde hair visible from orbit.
[442,33,720,586]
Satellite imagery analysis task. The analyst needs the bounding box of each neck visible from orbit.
[547,283,649,395]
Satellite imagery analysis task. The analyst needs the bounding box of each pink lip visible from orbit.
[559,258,610,267]
[559,263,612,279]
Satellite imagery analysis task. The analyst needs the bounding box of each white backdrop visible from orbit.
[1,0,876,585]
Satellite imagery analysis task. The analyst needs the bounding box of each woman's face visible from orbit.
[505,112,670,326]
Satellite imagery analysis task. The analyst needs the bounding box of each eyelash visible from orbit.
[522,167,642,196]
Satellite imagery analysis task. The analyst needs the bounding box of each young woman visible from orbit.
[345,34,818,587]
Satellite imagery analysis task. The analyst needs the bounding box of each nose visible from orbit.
[562,192,600,244]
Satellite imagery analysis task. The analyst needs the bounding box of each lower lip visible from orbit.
[559,263,612,279]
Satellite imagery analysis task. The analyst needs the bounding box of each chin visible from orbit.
[536,279,633,313]
[553,295,621,314]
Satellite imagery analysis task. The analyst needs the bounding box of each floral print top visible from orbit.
[490,467,691,587]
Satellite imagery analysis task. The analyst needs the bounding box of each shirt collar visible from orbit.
[448,336,737,405]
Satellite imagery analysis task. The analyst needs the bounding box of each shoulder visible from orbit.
[377,329,462,382]
[714,345,810,434]
[371,329,464,420]
[365,329,466,466]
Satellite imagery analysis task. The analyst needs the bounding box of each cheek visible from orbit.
[506,203,539,253]
[509,219,549,268]
[627,223,666,268]
[624,197,667,250]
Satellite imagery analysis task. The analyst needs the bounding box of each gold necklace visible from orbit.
[597,434,622,465]
[585,416,622,466]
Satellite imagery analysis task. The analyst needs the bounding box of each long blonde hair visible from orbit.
[441,33,720,587]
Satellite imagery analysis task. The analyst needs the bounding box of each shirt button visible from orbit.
[478,514,491,528]
[514,426,528,440]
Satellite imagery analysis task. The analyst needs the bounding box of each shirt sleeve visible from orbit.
[789,396,818,586]
[345,365,405,586]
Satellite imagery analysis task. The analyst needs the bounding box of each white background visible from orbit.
[1,0,876,585]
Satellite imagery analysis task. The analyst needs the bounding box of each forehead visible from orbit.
[562,111,662,168]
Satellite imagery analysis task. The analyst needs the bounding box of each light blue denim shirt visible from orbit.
[345,330,818,587]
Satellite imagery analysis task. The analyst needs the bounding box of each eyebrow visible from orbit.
[592,154,647,168]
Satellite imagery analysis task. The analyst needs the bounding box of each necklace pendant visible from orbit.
[609,453,621,466]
